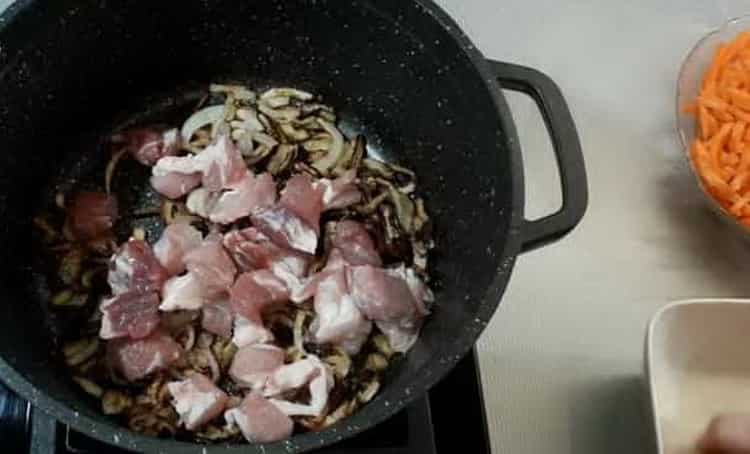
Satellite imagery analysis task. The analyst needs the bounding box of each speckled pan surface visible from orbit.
[0,0,568,452]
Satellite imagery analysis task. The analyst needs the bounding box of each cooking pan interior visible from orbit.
[0,0,517,449]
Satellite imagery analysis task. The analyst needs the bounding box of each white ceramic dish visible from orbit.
[646,298,750,454]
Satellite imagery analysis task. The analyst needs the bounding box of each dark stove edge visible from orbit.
[30,408,57,454]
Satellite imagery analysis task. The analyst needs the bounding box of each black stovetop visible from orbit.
[4,351,490,454]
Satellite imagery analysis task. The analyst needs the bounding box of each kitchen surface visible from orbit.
[4,0,750,453]
[439,1,750,454]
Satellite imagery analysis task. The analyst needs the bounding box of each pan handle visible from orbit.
[488,60,588,253]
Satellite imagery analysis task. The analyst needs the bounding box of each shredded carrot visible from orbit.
[729,87,750,110]
[699,105,718,139]
[730,105,750,122]
[703,44,728,93]
[730,171,749,192]
[687,30,750,224]
[730,121,747,155]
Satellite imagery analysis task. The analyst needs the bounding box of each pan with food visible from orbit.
[0,1,587,452]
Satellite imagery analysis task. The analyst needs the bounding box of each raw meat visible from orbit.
[224,393,293,443]
[106,330,182,381]
[348,265,430,352]
[99,290,160,340]
[223,227,310,278]
[184,238,237,296]
[207,172,277,224]
[185,187,218,218]
[229,344,285,390]
[279,174,324,233]
[201,300,234,338]
[159,272,206,311]
[67,192,118,241]
[348,265,422,321]
[251,205,318,254]
[309,269,371,354]
[153,223,203,276]
[150,171,202,199]
[229,271,289,320]
[107,239,169,295]
[266,356,333,417]
[232,314,274,348]
[263,356,321,396]
[150,132,246,198]
[328,220,381,268]
[116,127,180,166]
[314,169,362,210]
[167,373,229,430]
[195,133,248,191]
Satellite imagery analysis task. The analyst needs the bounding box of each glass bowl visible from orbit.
[676,15,750,237]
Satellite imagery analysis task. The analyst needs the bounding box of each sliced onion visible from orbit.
[258,104,301,123]
[260,87,313,101]
[209,84,256,101]
[180,325,196,351]
[105,147,129,195]
[311,119,345,175]
[235,108,265,132]
[253,132,279,148]
[203,348,220,382]
[264,96,290,108]
[293,310,307,354]
[180,105,224,144]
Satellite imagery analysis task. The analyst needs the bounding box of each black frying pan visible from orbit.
[0,0,587,452]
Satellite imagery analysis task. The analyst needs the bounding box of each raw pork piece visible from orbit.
[328,220,381,268]
[201,300,234,338]
[107,239,169,295]
[288,220,378,302]
[194,133,248,191]
[374,319,420,353]
[314,169,362,210]
[185,187,218,218]
[279,174,324,233]
[115,127,180,166]
[99,290,160,340]
[348,265,424,321]
[159,272,206,311]
[223,227,310,279]
[67,192,118,241]
[251,205,318,255]
[265,356,333,417]
[150,171,202,199]
[106,330,182,381]
[229,344,285,390]
[184,238,237,296]
[348,265,431,353]
[308,270,372,355]
[153,222,203,276]
[229,271,289,320]
[167,373,229,430]
[232,314,274,348]
[224,393,293,443]
[207,172,277,224]
[150,132,246,198]
[151,154,205,199]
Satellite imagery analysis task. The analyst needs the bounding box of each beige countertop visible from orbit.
[433,0,750,453]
